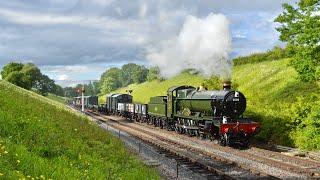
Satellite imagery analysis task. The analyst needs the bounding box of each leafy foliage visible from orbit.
[1,62,62,96]
[1,62,24,79]
[63,82,100,99]
[147,66,161,81]
[287,95,320,150]
[275,0,320,81]
[99,63,149,94]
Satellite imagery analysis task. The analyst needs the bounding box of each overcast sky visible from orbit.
[0,0,297,86]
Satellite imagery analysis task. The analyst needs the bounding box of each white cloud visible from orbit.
[114,7,123,16]
[90,0,114,6]
[139,2,148,18]
[234,34,246,39]
[57,74,70,81]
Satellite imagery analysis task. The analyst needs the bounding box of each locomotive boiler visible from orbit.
[176,83,246,118]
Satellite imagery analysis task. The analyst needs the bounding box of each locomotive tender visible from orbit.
[75,82,260,147]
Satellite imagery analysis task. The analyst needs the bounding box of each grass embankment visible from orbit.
[47,93,67,104]
[102,58,320,150]
[0,80,159,179]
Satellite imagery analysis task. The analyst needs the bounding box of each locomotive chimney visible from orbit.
[223,81,231,90]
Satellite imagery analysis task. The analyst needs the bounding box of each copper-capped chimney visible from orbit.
[223,81,231,90]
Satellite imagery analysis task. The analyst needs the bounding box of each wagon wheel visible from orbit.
[220,133,230,146]
[242,139,250,148]
[174,123,179,133]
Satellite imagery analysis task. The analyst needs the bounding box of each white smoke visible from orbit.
[147,13,232,78]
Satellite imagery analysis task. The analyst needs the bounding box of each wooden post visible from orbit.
[118,130,121,138]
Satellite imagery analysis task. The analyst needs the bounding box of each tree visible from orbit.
[34,74,56,96]
[132,65,148,83]
[1,62,24,79]
[147,66,162,81]
[121,63,138,86]
[5,71,28,89]
[100,67,122,93]
[100,77,118,93]
[63,87,78,97]
[275,0,320,81]
[1,62,62,96]
[53,84,64,96]
[72,81,100,96]
[99,63,149,94]
[20,63,42,88]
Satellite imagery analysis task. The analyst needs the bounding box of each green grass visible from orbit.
[0,80,159,179]
[101,58,320,149]
[46,93,67,104]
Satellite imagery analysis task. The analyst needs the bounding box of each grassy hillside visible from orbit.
[103,58,320,149]
[0,80,159,179]
[47,93,67,104]
[233,59,319,147]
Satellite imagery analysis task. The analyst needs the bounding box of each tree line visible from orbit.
[0,62,161,98]
[1,62,64,96]
[61,64,161,97]
[99,63,161,94]
[63,82,100,98]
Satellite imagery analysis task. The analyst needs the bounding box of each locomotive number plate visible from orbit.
[233,98,239,101]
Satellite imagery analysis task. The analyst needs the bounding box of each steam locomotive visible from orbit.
[73,82,260,147]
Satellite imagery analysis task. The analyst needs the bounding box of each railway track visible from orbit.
[75,107,320,179]
[137,121,320,170]
[141,122,320,178]
[133,119,320,171]
[82,110,269,179]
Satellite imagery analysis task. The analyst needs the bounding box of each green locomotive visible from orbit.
[147,83,259,146]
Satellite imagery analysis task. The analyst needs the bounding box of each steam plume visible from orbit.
[147,13,232,78]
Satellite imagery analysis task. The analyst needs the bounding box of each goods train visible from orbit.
[73,95,98,109]
[73,82,260,147]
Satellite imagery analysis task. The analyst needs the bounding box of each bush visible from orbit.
[287,95,320,150]
[202,76,223,90]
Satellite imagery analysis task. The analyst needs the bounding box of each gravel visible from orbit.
[84,110,312,179]
[95,120,218,180]
[121,121,309,179]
